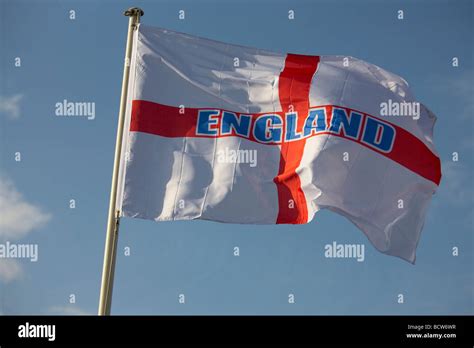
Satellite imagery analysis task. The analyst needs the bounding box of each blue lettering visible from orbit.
[362,117,395,152]
[329,108,362,139]
[221,111,251,137]
[303,108,326,137]
[253,114,282,143]
[285,113,302,141]
[197,110,220,135]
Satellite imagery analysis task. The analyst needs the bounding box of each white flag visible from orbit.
[117,24,441,263]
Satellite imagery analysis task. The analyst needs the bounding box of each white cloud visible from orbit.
[0,177,51,240]
[0,94,24,119]
[48,305,91,315]
[0,177,51,283]
[0,259,23,283]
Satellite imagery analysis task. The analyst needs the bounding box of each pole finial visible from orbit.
[124,7,144,17]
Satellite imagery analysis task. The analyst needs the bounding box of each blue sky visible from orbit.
[0,0,472,315]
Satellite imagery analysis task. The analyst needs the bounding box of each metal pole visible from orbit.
[98,7,144,316]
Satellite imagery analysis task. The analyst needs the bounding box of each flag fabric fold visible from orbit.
[116,24,441,262]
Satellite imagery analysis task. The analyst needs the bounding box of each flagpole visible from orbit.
[98,7,144,316]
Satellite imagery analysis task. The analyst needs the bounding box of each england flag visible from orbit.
[116,24,442,263]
